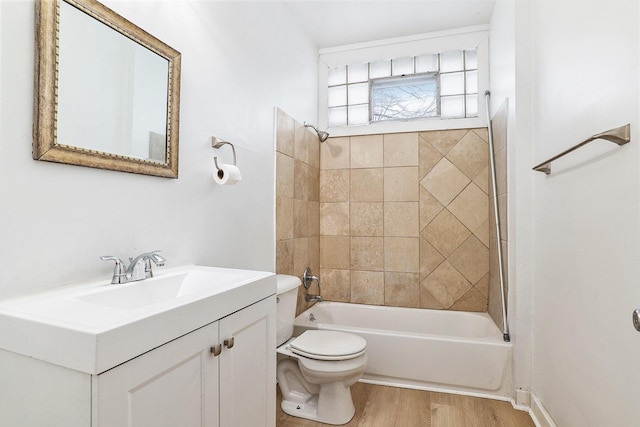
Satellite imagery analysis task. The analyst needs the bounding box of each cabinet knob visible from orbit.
[210,344,222,356]
[224,337,235,349]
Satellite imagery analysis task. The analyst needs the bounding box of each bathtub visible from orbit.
[293,302,512,397]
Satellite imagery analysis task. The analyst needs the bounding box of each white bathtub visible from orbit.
[293,302,512,397]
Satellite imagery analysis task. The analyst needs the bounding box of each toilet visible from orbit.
[276,274,367,425]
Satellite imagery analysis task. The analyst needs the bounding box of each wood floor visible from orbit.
[276,382,535,427]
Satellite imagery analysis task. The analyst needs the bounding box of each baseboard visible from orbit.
[529,391,558,427]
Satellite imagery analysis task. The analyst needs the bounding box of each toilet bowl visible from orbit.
[276,275,367,425]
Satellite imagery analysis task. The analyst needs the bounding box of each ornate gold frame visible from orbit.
[33,0,181,178]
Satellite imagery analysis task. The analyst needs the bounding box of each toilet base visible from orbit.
[278,358,358,425]
[280,383,356,426]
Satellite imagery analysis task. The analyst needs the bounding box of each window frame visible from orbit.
[318,25,489,137]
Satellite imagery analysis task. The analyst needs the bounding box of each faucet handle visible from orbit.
[100,256,127,284]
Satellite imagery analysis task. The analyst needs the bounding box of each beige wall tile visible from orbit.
[498,193,508,240]
[420,237,444,280]
[350,202,383,237]
[420,286,445,309]
[283,125,493,314]
[320,202,350,236]
[308,201,320,237]
[448,183,488,233]
[276,108,295,157]
[293,199,309,238]
[276,196,294,240]
[419,129,468,156]
[421,209,471,257]
[473,166,489,194]
[384,202,419,237]
[384,167,419,202]
[384,237,419,273]
[385,272,420,307]
[320,236,350,269]
[308,166,320,202]
[308,130,320,169]
[448,235,490,285]
[421,261,471,308]
[450,287,487,312]
[383,132,419,167]
[308,236,320,274]
[419,135,444,179]
[319,268,350,302]
[294,120,310,164]
[351,168,383,202]
[446,130,489,180]
[472,127,489,143]
[320,169,350,202]
[420,158,470,206]
[475,273,490,298]
[420,187,445,230]
[276,152,295,198]
[294,160,309,200]
[293,237,309,277]
[474,219,490,248]
[351,134,384,168]
[276,239,293,275]
[351,270,384,305]
[495,146,508,196]
[351,237,384,271]
[321,137,350,169]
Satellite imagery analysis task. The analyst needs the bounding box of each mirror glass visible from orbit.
[34,0,181,178]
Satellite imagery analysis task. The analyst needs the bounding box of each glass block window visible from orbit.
[327,49,478,127]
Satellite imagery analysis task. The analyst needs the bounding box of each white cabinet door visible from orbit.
[219,296,276,427]
[96,322,220,427]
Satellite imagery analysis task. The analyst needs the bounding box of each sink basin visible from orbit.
[73,270,246,310]
[0,265,276,374]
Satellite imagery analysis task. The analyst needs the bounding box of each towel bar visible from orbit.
[532,123,630,174]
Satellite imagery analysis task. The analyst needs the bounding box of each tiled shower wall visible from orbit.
[488,101,509,329]
[274,107,495,313]
[318,129,491,312]
[275,108,320,315]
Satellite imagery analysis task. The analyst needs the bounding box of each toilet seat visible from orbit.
[290,330,366,361]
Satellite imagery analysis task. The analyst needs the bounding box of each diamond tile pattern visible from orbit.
[420,158,470,206]
[419,129,489,310]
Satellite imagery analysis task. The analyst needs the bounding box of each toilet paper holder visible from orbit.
[212,137,237,171]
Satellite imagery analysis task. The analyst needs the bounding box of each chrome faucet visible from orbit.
[303,267,323,303]
[101,250,165,284]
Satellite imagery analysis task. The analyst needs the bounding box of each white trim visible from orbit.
[529,391,558,427]
[319,24,490,56]
[327,117,485,137]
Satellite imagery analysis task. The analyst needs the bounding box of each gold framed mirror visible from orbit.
[34,0,181,178]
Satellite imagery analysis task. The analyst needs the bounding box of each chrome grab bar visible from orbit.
[532,123,630,174]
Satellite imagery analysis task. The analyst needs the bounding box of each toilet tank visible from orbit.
[276,274,301,346]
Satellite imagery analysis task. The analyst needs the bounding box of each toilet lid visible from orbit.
[290,330,366,361]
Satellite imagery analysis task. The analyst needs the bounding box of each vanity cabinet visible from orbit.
[96,295,276,427]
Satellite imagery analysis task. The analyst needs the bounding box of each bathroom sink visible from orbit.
[0,265,275,374]
[73,269,246,310]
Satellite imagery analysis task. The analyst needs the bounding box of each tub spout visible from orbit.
[305,294,323,303]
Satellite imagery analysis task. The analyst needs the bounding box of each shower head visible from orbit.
[304,121,330,142]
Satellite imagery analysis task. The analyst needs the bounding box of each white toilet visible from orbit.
[276,274,367,425]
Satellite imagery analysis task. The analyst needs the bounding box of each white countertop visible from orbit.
[0,265,276,374]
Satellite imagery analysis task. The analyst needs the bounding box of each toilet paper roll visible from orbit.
[214,163,242,185]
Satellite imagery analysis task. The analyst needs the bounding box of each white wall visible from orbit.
[489,0,535,405]
[0,0,318,298]
[492,0,640,425]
